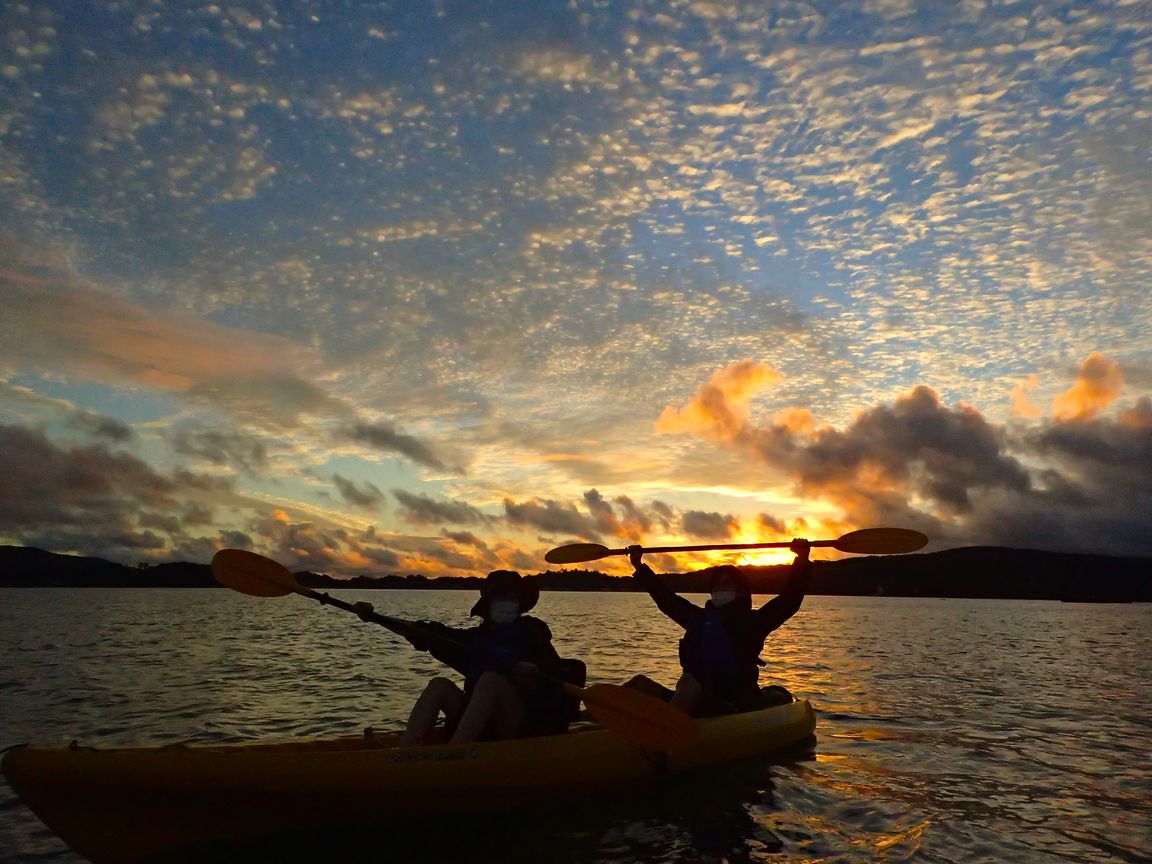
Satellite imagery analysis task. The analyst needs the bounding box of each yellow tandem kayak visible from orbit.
[3,699,816,863]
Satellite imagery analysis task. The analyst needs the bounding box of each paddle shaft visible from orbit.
[287,583,431,639]
[605,539,829,557]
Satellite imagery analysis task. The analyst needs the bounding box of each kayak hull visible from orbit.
[3,699,816,863]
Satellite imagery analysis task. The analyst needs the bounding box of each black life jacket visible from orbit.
[678,604,762,695]
[466,618,532,690]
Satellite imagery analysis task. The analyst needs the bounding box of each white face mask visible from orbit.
[711,590,737,607]
[489,599,521,625]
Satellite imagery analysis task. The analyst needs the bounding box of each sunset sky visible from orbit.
[1,0,1149,576]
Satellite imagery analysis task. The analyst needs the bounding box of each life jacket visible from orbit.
[466,618,533,691]
[462,619,582,736]
[678,604,762,697]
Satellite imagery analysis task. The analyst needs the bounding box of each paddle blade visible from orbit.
[212,549,297,597]
[573,684,700,753]
[832,528,928,555]
[545,543,613,564]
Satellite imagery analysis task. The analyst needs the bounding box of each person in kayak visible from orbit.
[353,570,576,746]
[625,538,811,716]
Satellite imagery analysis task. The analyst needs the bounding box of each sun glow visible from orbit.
[734,548,795,567]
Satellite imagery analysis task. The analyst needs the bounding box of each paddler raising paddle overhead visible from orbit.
[625,539,811,717]
[353,570,580,746]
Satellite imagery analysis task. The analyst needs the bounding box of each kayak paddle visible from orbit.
[211,549,700,753]
[545,527,928,564]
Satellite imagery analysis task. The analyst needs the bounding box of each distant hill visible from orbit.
[0,545,1148,601]
[0,546,218,588]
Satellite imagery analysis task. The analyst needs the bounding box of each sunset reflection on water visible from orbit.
[2,589,1149,863]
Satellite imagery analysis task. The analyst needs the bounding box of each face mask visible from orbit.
[711,590,737,607]
[489,600,520,625]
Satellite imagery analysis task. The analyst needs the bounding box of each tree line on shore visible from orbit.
[1,544,1147,601]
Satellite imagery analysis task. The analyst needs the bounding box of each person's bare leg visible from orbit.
[624,674,670,700]
[449,671,525,744]
[670,672,703,715]
[399,677,465,747]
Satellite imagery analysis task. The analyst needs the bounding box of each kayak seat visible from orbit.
[756,684,795,708]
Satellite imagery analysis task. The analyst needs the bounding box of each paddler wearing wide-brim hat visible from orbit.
[469,569,541,619]
[354,567,571,748]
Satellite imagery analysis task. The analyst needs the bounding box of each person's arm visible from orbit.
[352,602,473,673]
[629,547,700,630]
[417,621,474,674]
[753,539,812,634]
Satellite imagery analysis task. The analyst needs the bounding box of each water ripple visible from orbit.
[1,590,1149,863]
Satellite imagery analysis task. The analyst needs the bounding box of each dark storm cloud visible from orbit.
[665,364,1152,555]
[0,422,243,561]
[332,473,384,509]
[757,513,786,534]
[0,423,176,530]
[650,500,676,532]
[503,497,600,539]
[188,375,342,430]
[995,401,1152,553]
[172,426,268,473]
[358,546,402,569]
[219,529,254,549]
[681,510,739,540]
[393,489,486,525]
[139,512,182,535]
[506,548,541,572]
[583,489,623,535]
[614,494,653,540]
[440,529,489,549]
[1029,401,1152,485]
[72,412,134,442]
[343,422,449,471]
[746,386,1033,514]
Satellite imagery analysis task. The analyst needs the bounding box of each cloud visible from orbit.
[171,426,268,473]
[2,5,1149,567]
[757,512,787,534]
[503,497,600,539]
[66,411,136,442]
[0,253,327,428]
[656,361,782,440]
[681,510,739,539]
[343,422,449,471]
[1052,352,1124,421]
[650,500,676,532]
[440,528,490,549]
[614,494,653,541]
[583,489,623,536]
[659,356,1152,555]
[219,529,254,549]
[0,422,238,561]
[0,423,175,529]
[332,473,384,509]
[393,489,486,525]
[1011,374,1042,419]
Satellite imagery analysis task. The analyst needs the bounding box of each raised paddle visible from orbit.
[211,549,699,753]
[545,527,928,564]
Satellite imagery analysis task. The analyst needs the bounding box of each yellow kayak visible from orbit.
[3,699,815,863]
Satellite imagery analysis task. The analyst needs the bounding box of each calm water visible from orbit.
[1,590,1149,863]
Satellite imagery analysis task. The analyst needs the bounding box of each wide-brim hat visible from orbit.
[469,570,540,617]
